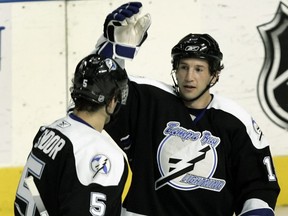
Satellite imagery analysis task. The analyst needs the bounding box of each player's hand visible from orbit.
[104,2,151,46]
[95,2,151,60]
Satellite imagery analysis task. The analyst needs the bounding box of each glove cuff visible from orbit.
[96,37,139,60]
[115,44,139,59]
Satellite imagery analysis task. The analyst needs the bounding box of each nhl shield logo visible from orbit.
[257,2,288,130]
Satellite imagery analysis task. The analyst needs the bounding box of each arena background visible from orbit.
[0,0,287,215]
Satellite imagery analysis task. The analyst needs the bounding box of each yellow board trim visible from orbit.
[2,156,287,215]
[273,156,288,206]
[0,167,23,216]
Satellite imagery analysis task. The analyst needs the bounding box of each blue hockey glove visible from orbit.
[95,2,151,60]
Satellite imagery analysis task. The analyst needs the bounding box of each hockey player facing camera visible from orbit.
[14,54,131,216]
[95,2,280,216]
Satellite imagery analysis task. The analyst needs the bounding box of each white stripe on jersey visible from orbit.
[49,115,126,187]
[209,94,270,149]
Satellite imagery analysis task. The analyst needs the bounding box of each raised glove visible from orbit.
[95,2,151,60]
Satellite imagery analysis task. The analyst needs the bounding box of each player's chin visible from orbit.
[179,91,196,102]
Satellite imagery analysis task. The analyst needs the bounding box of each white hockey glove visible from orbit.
[95,2,151,60]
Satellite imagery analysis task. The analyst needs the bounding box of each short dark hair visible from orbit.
[73,97,105,113]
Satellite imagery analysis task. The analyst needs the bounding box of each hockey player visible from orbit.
[93,2,281,216]
[14,54,131,216]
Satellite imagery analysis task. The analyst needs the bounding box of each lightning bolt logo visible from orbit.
[155,146,210,190]
[157,122,223,191]
[91,154,111,178]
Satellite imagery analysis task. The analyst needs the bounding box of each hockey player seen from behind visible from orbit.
[94,2,280,216]
[14,54,131,216]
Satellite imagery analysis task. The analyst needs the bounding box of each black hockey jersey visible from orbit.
[105,76,280,216]
[14,114,131,216]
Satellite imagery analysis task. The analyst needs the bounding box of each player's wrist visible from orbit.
[97,40,139,60]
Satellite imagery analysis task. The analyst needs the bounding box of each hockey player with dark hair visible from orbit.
[14,54,131,216]
[94,2,280,216]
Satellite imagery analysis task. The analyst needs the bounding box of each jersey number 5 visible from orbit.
[90,192,107,216]
[15,153,45,215]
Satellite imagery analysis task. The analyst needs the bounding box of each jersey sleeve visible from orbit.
[238,198,274,216]
[228,111,280,214]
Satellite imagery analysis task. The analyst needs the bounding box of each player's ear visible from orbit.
[210,71,220,86]
[107,97,118,114]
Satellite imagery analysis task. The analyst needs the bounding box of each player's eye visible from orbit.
[177,64,189,72]
[195,66,204,73]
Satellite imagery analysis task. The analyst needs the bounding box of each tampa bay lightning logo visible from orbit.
[156,122,225,191]
[91,154,111,178]
[257,2,288,129]
[104,58,117,71]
